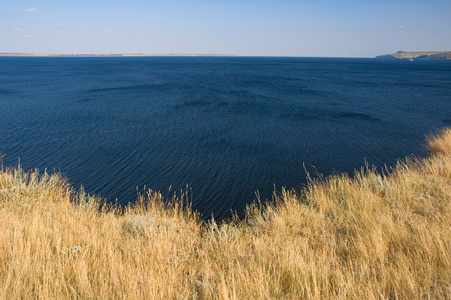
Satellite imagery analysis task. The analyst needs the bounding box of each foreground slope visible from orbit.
[1,129,451,299]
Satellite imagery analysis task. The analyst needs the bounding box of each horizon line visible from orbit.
[0,52,374,58]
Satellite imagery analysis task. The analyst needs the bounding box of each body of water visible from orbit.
[1,57,450,219]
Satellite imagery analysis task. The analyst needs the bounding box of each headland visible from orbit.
[376,51,451,60]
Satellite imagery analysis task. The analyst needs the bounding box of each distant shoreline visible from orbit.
[3,52,451,59]
[0,53,239,57]
[376,51,451,60]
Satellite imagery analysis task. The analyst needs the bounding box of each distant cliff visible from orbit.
[376,51,451,60]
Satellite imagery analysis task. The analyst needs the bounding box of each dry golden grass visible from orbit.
[1,129,451,299]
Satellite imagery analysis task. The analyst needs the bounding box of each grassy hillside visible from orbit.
[1,129,451,299]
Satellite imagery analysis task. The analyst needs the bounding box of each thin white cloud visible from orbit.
[399,25,405,29]
[14,28,21,31]
[24,34,33,38]
[57,24,66,27]
[23,8,38,12]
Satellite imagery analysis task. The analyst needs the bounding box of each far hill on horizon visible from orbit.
[376,51,451,60]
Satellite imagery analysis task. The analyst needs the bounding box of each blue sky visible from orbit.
[1,0,450,57]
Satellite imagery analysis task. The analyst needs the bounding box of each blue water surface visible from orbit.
[1,57,451,219]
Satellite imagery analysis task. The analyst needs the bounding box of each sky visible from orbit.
[1,0,451,57]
